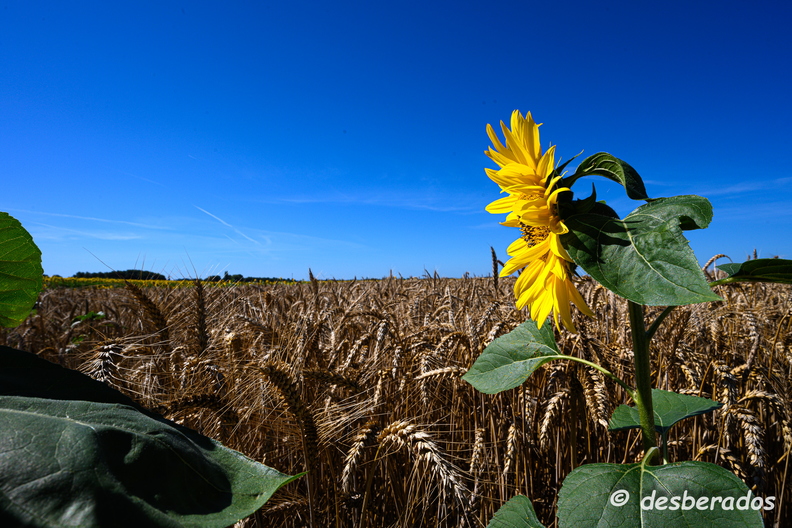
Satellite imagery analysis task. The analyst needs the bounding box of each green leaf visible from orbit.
[553,151,583,177]
[462,319,561,394]
[609,389,722,436]
[0,212,43,327]
[562,153,650,200]
[714,258,792,285]
[0,346,300,528]
[562,195,723,306]
[558,459,765,527]
[487,495,547,528]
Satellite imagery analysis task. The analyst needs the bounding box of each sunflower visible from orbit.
[485,110,593,332]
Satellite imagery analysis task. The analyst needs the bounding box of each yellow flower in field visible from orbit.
[485,110,593,332]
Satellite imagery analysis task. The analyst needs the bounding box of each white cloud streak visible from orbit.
[251,189,482,213]
[692,176,792,197]
[194,205,261,245]
[30,222,144,241]
[4,208,169,230]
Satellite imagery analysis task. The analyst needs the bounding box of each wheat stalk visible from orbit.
[193,279,209,356]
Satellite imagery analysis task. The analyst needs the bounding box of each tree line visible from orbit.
[70,270,292,283]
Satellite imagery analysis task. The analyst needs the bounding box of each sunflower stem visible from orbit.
[628,300,659,464]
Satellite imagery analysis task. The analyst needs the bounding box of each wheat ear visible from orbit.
[259,361,321,526]
[341,420,378,493]
[125,282,170,344]
[377,420,469,507]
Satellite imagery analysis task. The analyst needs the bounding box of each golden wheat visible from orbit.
[3,276,790,527]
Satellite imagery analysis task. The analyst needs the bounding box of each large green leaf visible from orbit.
[0,346,300,528]
[486,495,546,528]
[462,319,561,394]
[562,195,723,306]
[0,212,43,327]
[609,389,722,436]
[558,459,765,527]
[714,258,792,285]
[561,153,650,200]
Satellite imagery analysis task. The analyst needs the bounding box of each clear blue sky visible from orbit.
[3,1,791,280]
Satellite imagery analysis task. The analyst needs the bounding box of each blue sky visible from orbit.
[2,1,791,280]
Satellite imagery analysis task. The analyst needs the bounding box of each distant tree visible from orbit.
[222,271,244,282]
[71,270,168,281]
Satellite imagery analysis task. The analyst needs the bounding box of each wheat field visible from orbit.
[3,272,791,527]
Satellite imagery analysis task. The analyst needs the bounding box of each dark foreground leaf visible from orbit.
[462,319,561,394]
[0,346,300,528]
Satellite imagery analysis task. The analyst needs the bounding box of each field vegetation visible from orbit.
[3,270,790,527]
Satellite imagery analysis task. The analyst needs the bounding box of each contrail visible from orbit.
[195,206,233,227]
[194,206,260,245]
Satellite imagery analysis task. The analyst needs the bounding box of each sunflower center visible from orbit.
[520,223,549,247]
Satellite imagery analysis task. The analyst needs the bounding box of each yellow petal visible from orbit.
[531,287,554,327]
[486,123,507,156]
[506,237,527,255]
[501,212,521,227]
[516,207,552,225]
[500,123,531,168]
[501,255,529,276]
[546,253,568,278]
[503,183,546,196]
[507,237,550,259]
[537,146,556,181]
[499,162,541,180]
[552,279,577,332]
[485,147,514,169]
[485,167,522,188]
[549,217,569,235]
[486,195,520,214]
[501,254,529,276]
[511,110,542,166]
[568,282,595,316]
[546,186,571,205]
[549,234,572,261]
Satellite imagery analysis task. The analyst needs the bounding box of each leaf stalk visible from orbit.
[543,354,635,399]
